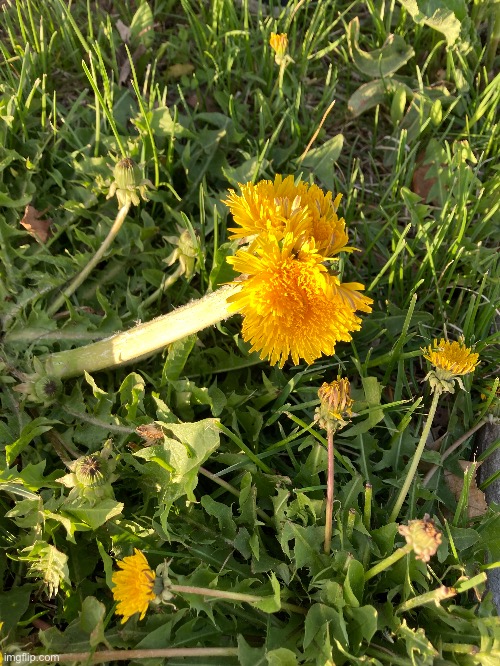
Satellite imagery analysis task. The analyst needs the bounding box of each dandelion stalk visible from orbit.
[324,427,335,554]
[42,285,240,379]
[364,543,413,581]
[389,390,440,523]
[47,203,131,316]
[28,648,239,663]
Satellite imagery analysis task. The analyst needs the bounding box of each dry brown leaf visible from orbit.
[20,205,52,243]
[412,151,437,202]
[445,460,488,518]
[116,19,131,43]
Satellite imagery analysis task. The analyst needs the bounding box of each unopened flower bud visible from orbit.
[315,377,354,431]
[74,454,109,487]
[107,157,152,208]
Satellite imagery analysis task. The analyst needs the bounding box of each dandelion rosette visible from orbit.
[224,175,353,258]
[398,515,442,563]
[227,234,371,367]
[112,549,156,623]
[422,337,479,394]
[315,377,354,431]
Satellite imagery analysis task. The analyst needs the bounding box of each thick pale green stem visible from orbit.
[47,203,131,316]
[389,391,440,523]
[170,584,306,615]
[44,284,241,379]
[364,543,413,581]
[29,647,238,663]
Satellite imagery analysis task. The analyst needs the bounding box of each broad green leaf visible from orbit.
[238,635,267,666]
[64,499,124,529]
[0,584,33,634]
[299,134,344,192]
[266,647,299,666]
[78,596,108,650]
[348,79,413,117]
[201,495,237,540]
[342,377,384,436]
[397,618,438,664]
[398,0,464,46]
[349,605,378,643]
[348,18,414,76]
[130,1,154,48]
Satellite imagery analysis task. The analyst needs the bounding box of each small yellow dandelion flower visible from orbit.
[224,175,352,257]
[269,32,288,64]
[112,549,156,623]
[398,515,442,563]
[315,377,354,431]
[422,337,479,394]
[227,236,369,367]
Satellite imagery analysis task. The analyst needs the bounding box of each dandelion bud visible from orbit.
[269,32,288,65]
[398,514,442,563]
[33,375,62,404]
[315,377,354,431]
[107,157,152,208]
[74,454,109,487]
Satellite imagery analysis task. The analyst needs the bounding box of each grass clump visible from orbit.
[0,0,499,664]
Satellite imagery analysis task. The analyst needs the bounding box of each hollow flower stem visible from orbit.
[28,648,238,663]
[43,284,240,379]
[47,203,131,316]
[364,543,413,582]
[389,391,440,523]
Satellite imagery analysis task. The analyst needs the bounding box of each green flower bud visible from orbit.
[74,454,109,487]
[390,87,407,125]
[107,157,153,208]
[33,375,62,404]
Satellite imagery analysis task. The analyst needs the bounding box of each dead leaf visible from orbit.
[412,151,438,202]
[119,45,146,86]
[20,205,52,243]
[445,460,488,518]
[166,63,195,79]
[116,19,131,43]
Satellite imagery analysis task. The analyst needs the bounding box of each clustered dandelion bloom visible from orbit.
[422,337,479,394]
[224,175,372,367]
[112,549,156,623]
[398,515,442,563]
[315,377,354,431]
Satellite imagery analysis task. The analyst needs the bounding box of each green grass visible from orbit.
[0,0,499,664]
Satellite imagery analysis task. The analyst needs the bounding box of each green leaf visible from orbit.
[21,542,70,598]
[238,635,267,666]
[349,605,378,644]
[342,377,384,437]
[5,418,57,465]
[78,596,108,650]
[398,0,464,46]
[304,603,349,650]
[130,1,154,48]
[299,134,344,192]
[252,572,281,613]
[201,495,237,540]
[348,17,414,76]
[64,499,124,530]
[266,647,299,666]
[0,584,33,634]
[397,618,438,664]
[344,559,365,607]
[348,79,413,117]
[164,335,197,382]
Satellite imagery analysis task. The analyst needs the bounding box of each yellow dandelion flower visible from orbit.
[224,175,353,258]
[422,337,479,394]
[269,32,288,63]
[315,377,354,431]
[227,236,369,367]
[112,549,156,623]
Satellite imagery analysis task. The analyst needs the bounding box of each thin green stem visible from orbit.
[324,427,334,554]
[364,543,413,581]
[47,203,131,316]
[396,586,456,614]
[389,390,441,522]
[199,467,273,526]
